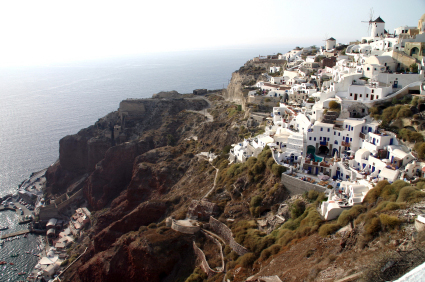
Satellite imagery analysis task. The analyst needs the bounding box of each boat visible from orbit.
[0,226,8,231]
[0,261,6,265]
[9,262,13,265]
[25,251,30,254]
[10,254,19,257]
[17,272,26,275]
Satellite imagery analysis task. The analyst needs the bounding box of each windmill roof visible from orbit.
[328,37,336,41]
[373,16,385,23]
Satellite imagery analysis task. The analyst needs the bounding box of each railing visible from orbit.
[342,141,351,147]
[359,132,365,139]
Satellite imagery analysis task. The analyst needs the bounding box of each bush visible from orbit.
[305,190,320,202]
[237,252,257,268]
[364,180,390,204]
[319,223,341,237]
[271,164,286,177]
[290,200,306,219]
[250,195,263,208]
[156,226,168,234]
[364,217,381,236]
[414,142,425,159]
[185,267,208,282]
[397,186,425,203]
[379,214,401,231]
[328,101,340,110]
[337,205,366,226]
[148,223,157,229]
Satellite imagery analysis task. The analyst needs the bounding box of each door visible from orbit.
[393,81,398,88]
[336,171,340,179]
[354,94,358,100]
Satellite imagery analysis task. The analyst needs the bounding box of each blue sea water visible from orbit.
[0,47,288,280]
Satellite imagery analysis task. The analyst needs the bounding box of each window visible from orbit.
[321,127,323,131]
[276,142,279,145]
[366,94,369,98]
[371,89,374,93]
[320,137,322,140]
[367,67,370,71]
[314,137,316,141]
[327,128,330,132]
[360,94,362,97]
[338,133,340,136]
[345,125,348,128]
[327,138,330,141]
[350,93,353,96]
[350,138,352,141]
[309,137,312,140]
[335,141,338,145]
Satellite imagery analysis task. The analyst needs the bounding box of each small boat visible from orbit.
[10,254,19,257]
[25,251,30,254]
[17,272,26,275]
[9,262,13,265]
[0,261,6,265]
[0,226,8,231]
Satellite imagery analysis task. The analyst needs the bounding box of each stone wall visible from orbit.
[193,242,220,277]
[281,173,326,195]
[56,189,84,212]
[170,219,200,234]
[209,217,248,256]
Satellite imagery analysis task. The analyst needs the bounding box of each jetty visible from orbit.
[1,229,30,239]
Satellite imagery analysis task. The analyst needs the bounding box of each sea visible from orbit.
[0,46,288,280]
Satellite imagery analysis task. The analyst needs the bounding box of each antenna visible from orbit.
[361,8,374,35]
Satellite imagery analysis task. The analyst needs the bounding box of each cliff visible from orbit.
[224,60,284,109]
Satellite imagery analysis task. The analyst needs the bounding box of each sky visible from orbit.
[0,0,423,66]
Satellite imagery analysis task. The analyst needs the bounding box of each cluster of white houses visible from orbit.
[229,13,425,220]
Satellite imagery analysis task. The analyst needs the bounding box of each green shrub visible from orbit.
[271,164,286,177]
[185,267,208,282]
[364,217,381,236]
[337,205,366,226]
[276,230,295,246]
[363,180,390,204]
[318,223,341,237]
[156,226,168,234]
[61,259,69,267]
[329,101,340,110]
[397,186,425,203]
[148,223,157,229]
[260,248,272,261]
[290,200,306,219]
[305,190,320,202]
[250,195,263,208]
[237,252,257,267]
[379,214,401,231]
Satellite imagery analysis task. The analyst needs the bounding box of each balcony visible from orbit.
[359,132,365,139]
[341,141,351,147]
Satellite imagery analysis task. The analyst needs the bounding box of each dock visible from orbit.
[1,229,30,239]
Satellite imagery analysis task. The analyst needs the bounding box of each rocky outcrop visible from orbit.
[94,201,168,253]
[84,139,153,211]
[75,228,195,282]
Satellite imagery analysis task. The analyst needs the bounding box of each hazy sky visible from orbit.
[0,0,423,65]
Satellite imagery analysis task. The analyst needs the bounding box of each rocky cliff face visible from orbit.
[224,61,279,108]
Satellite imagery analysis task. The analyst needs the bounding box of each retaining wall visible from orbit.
[281,173,326,195]
[209,217,248,256]
[171,219,200,234]
[193,242,220,277]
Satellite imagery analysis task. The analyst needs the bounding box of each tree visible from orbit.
[410,63,419,73]
[328,100,340,110]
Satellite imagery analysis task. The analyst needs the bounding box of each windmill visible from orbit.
[361,8,374,36]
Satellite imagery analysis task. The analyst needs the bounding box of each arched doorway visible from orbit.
[319,145,329,155]
[411,47,420,58]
